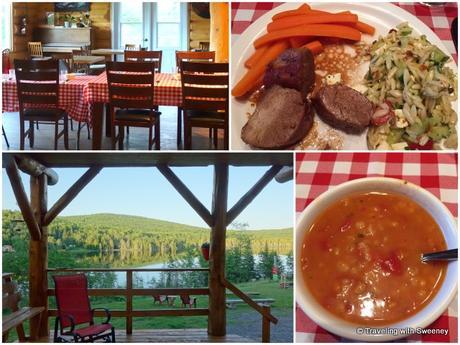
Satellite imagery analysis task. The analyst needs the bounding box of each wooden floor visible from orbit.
[39,329,255,343]
[2,106,225,150]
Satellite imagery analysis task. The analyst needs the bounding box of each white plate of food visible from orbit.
[231,2,458,150]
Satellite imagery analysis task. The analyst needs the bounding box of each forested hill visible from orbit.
[2,210,292,255]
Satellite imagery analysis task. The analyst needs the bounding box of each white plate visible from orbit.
[231,2,458,150]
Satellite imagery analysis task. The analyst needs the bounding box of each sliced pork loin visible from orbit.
[313,84,373,134]
[264,48,315,98]
[241,85,313,149]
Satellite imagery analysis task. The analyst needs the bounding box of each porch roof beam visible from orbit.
[43,166,103,226]
[226,165,283,226]
[157,165,214,228]
[15,154,59,185]
[5,158,41,241]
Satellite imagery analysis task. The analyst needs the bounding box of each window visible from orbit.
[117,2,143,49]
[1,2,12,49]
[155,2,181,49]
[113,2,187,72]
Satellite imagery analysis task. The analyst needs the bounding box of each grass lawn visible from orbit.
[4,280,292,342]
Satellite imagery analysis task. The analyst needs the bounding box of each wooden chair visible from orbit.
[175,51,216,145]
[180,61,229,150]
[2,126,10,148]
[152,294,166,305]
[125,50,162,72]
[53,274,115,342]
[28,42,44,59]
[180,294,197,308]
[124,44,140,51]
[199,41,210,51]
[175,51,215,73]
[2,273,44,342]
[14,59,69,150]
[106,61,161,150]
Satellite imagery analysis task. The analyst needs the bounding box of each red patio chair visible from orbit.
[53,274,115,343]
[180,294,197,309]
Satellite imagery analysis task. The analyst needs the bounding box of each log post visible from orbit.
[126,270,133,335]
[262,306,271,343]
[29,174,49,337]
[208,163,229,336]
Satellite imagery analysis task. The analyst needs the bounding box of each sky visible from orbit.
[2,165,293,230]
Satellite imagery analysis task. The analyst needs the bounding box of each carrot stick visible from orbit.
[302,41,323,55]
[267,13,358,32]
[272,3,311,20]
[289,37,310,48]
[354,21,375,35]
[253,24,361,49]
[244,45,269,68]
[232,40,289,97]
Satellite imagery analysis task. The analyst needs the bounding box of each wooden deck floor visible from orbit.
[40,329,255,343]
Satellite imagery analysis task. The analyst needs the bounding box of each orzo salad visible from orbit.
[366,23,457,150]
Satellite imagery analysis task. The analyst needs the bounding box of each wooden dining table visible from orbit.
[91,49,125,62]
[84,71,182,149]
[73,55,106,66]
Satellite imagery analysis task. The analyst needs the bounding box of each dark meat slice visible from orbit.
[264,48,315,98]
[313,84,373,134]
[241,85,313,149]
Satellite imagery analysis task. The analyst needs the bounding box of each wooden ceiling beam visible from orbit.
[5,158,41,241]
[15,154,59,185]
[226,165,283,226]
[43,166,103,226]
[157,165,214,228]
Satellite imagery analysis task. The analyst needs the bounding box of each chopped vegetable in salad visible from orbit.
[365,22,457,150]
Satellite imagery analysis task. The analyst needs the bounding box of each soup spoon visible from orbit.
[421,248,458,262]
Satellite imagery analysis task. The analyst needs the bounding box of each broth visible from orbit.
[301,192,447,325]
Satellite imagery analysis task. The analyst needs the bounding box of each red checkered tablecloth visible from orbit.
[2,75,94,122]
[84,72,182,107]
[296,152,458,343]
[231,2,458,62]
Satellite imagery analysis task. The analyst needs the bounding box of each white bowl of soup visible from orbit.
[296,177,457,341]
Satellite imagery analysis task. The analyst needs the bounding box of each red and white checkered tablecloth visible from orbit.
[84,72,182,108]
[231,2,458,62]
[296,152,458,343]
[2,75,94,123]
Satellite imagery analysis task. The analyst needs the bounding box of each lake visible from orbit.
[112,255,288,288]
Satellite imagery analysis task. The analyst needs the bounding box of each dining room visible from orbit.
[1,1,229,150]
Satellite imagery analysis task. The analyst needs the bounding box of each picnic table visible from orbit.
[226,298,275,309]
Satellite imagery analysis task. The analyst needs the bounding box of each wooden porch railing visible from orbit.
[222,278,278,343]
[47,268,210,334]
[46,268,279,342]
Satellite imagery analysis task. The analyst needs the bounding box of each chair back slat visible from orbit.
[106,61,155,109]
[110,85,153,97]
[180,61,229,112]
[53,274,92,329]
[14,59,60,108]
[176,51,215,72]
[28,42,43,58]
[125,50,162,72]
[181,74,228,85]
[107,73,153,85]
[183,87,228,99]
